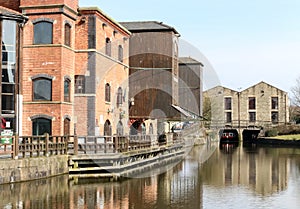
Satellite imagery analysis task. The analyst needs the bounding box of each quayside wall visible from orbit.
[0,156,68,184]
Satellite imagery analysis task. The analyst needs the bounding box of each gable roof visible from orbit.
[120,21,180,36]
[242,81,287,93]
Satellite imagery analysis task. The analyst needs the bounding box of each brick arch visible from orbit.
[30,114,53,121]
[31,74,54,80]
[32,18,54,24]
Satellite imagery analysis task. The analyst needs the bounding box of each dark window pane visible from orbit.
[224,97,232,110]
[249,97,256,110]
[272,97,278,109]
[226,112,232,123]
[65,24,71,47]
[75,75,85,93]
[32,118,52,135]
[2,95,14,113]
[272,112,279,123]
[106,38,111,56]
[117,87,123,105]
[64,79,70,102]
[34,21,53,44]
[118,45,123,62]
[105,83,111,102]
[249,112,256,122]
[33,78,52,101]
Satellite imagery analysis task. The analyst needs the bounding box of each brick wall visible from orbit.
[0,0,20,12]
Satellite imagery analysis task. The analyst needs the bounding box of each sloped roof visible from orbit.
[0,6,25,21]
[120,21,180,36]
[242,81,287,93]
[79,7,131,35]
[179,57,204,66]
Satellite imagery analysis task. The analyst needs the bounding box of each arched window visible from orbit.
[34,21,53,44]
[105,83,111,102]
[104,120,112,136]
[64,78,71,102]
[32,118,52,135]
[64,23,71,47]
[33,77,52,101]
[117,87,123,106]
[64,117,70,135]
[117,121,124,136]
[105,38,111,56]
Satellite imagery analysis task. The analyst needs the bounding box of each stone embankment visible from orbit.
[0,156,68,184]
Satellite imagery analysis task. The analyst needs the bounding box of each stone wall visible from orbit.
[0,155,68,184]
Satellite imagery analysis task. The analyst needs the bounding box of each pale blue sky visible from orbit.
[79,0,300,94]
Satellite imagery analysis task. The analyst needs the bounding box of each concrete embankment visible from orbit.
[0,155,68,184]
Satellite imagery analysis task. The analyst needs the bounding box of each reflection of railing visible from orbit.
[0,134,71,159]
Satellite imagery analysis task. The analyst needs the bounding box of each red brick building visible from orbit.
[0,0,130,136]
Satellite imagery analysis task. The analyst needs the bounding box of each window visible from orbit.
[64,118,70,135]
[226,112,232,123]
[75,75,85,93]
[272,97,278,109]
[224,97,232,110]
[32,118,52,135]
[105,83,111,102]
[117,121,124,136]
[104,120,112,136]
[34,21,53,44]
[117,87,123,105]
[105,38,111,56]
[2,20,17,115]
[64,23,71,47]
[249,112,256,122]
[118,45,123,62]
[249,97,256,110]
[272,111,279,123]
[33,78,52,101]
[64,79,71,102]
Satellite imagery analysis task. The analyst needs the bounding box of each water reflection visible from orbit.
[1,143,300,208]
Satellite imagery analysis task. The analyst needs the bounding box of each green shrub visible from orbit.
[265,128,278,137]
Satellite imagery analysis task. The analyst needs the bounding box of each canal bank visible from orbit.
[0,155,68,184]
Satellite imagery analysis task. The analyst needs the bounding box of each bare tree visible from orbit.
[291,77,300,107]
[290,77,300,123]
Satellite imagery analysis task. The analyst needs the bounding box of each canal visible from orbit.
[1,142,300,209]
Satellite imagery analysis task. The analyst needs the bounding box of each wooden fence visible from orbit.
[0,134,71,159]
[0,133,184,159]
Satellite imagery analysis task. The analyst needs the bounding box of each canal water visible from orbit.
[1,142,300,209]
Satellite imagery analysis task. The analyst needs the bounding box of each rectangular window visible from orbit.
[271,111,279,123]
[224,97,232,110]
[75,75,85,94]
[64,24,71,47]
[249,112,256,122]
[272,97,278,109]
[249,97,256,110]
[118,45,123,62]
[226,112,232,123]
[34,21,53,44]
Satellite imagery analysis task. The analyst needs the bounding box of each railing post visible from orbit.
[45,133,49,156]
[114,136,119,153]
[74,135,78,155]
